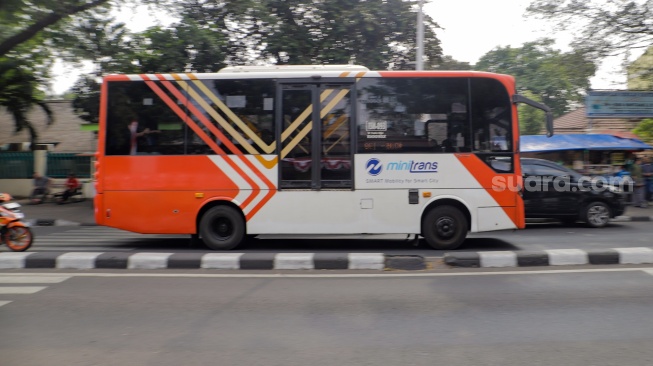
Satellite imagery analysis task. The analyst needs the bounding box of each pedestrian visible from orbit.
[642,156,653,202]
[30,172,51,204]
[631,156,647,208]
[58,173,80,204]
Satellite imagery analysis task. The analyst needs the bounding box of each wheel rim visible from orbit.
[6,227,32,251]
[587,205,609,226]
[435,216,456,240]
[212,217,234,239]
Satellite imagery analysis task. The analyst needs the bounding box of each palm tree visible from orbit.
[0,59,53,149]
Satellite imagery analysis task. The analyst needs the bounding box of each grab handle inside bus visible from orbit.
[513,94,554,137]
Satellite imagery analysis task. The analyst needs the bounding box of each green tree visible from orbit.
[527,0,653,59]
[71,16,228,126]
[180,0,443,69]
[0,59,53,148]
[517,90,546,135]
[475,39,596,117]
[434,55,472,70]
[633,118,653,144]
[0,0,174,147]
[0,0,113,57]
[527,1,653,88]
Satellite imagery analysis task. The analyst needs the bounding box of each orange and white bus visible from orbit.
[94,65,552,250]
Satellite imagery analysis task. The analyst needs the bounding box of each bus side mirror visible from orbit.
[513,94,554,137]
[546,112,553,137]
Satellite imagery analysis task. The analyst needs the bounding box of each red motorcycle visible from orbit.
[0,193,33,251]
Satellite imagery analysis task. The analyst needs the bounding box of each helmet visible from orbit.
[0,193,12,202]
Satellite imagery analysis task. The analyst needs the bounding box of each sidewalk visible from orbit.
[12,198,653,227]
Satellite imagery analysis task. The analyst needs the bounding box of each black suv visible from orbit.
[521,158,627,227]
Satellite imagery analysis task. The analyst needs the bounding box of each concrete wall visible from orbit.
[0,100,97,153]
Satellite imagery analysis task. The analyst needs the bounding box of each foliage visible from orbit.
[527,0,653,59]
[179,0,443,70]
[70,15,229,125]
[0,0,137,147]
[517,90,546,135]
[434,55,472,71]
[71,76,101,124]
[70,0,445,126]
[0,59,54,148]
[633,118,653,144]
[474,39,596,117]
[0,0,114,57]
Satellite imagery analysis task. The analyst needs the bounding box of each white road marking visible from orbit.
[0,276,70,283]
[0,301,12,307]
[0,286,47,294]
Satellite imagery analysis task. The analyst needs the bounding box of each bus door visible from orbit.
[277,82,355,190]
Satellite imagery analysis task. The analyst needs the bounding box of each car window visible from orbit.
[522,163,535,176]
[531,164,571,177]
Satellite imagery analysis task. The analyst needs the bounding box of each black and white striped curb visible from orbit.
[26,215,651,227]
[444,248,653,268]
[0,252,426,271]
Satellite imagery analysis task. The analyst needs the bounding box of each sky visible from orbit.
[50,0,634,95]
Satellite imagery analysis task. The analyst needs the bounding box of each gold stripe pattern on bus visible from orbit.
[280,88,350,159]
[166,74,351,160]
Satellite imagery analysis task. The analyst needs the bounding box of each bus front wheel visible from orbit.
[422,206,467,250]
[199,206,245,250]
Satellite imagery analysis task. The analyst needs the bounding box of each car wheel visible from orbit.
[583,201,611,228]
[422,206,468,250]
[199,206,245,250]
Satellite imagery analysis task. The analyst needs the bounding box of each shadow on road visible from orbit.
[88,235,518,255]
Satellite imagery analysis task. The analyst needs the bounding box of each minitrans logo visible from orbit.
[366,158,383,176]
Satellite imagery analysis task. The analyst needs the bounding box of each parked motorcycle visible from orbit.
[0,193,33,251]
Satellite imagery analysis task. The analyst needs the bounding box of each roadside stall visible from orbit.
[521,134,653,176]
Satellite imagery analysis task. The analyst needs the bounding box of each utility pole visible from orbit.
[416,0,424,70]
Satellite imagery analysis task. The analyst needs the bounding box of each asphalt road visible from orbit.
[3,269,653,366]
[27,220,653,255]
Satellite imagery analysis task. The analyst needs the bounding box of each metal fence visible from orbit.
[0,152,92,179]
[47,153,92,178]
[0,152,34,178]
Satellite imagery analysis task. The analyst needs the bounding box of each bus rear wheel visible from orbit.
[422,206,467,250]
[199,206,245,250]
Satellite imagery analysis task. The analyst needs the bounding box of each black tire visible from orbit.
[4,226,33,252]
[583,201,611,228]
[199,206,245,250]
[422,205,468,250]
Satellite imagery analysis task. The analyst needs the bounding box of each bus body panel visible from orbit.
[95,69,529,241]
[95,153,518,235]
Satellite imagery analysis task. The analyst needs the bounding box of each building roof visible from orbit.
[554,107,588,131]
[521,134,652,152]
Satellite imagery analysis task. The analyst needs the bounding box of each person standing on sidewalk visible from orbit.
[642,156,653,202]
[631,156,648,208]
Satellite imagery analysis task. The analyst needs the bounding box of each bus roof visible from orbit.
[218,65,370,73]
[102,69,515,86]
